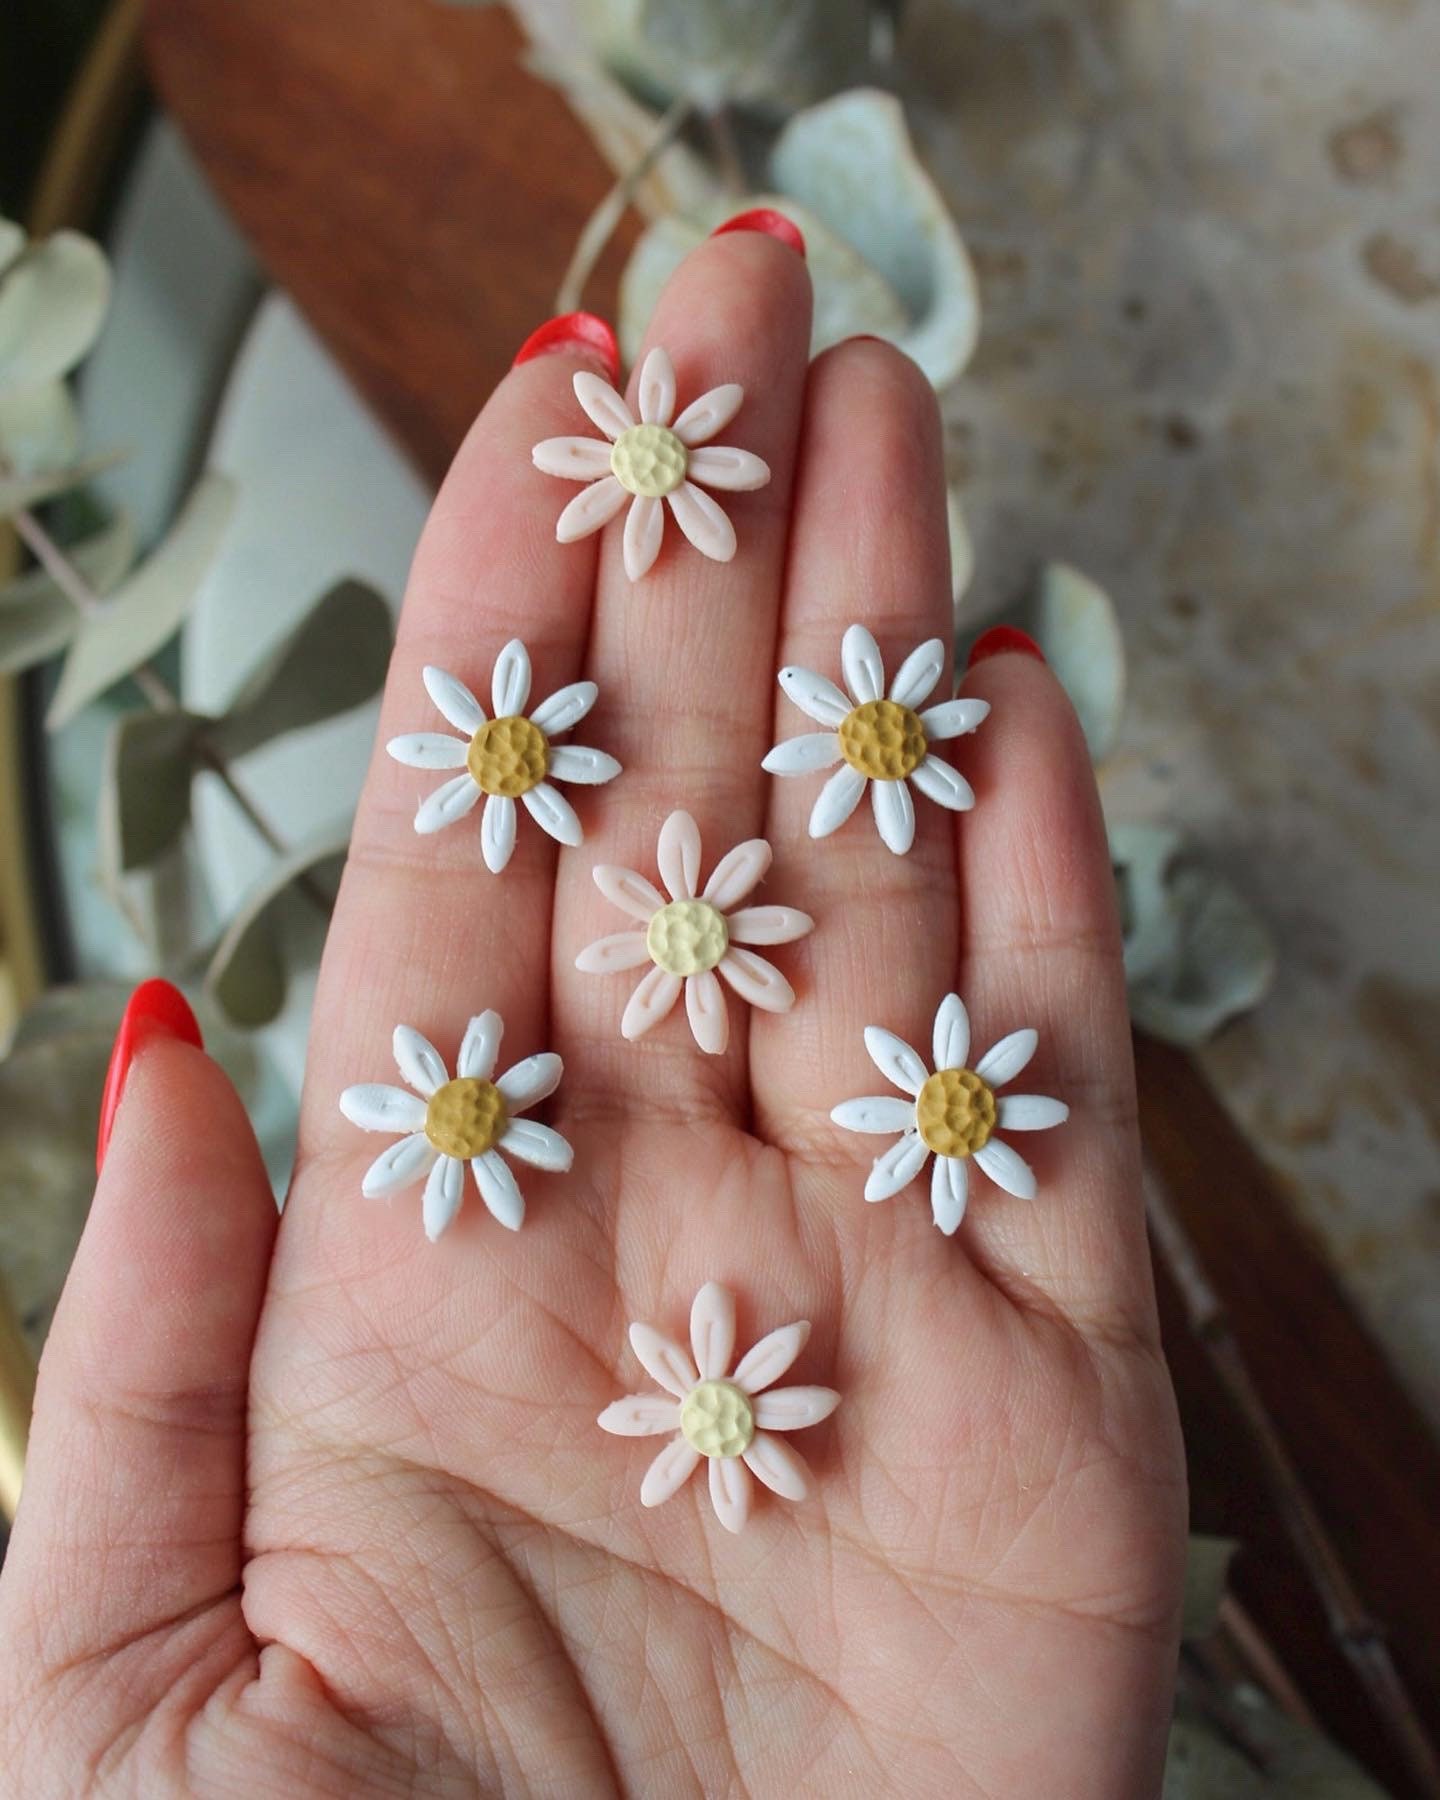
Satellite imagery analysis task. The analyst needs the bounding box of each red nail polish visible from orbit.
[848,334,886,344]
[512,312,620,386]
[97,979,203,1172]
[710,208,806,260]
[967,625,1047,669]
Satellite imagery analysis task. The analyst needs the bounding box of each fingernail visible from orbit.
[847,334,886,344]
[97,979,203,1173]
[967,625,1047,669]
[512,312,620,386]
[710,208,806,260]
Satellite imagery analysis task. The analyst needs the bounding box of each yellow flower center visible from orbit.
[680,1378,755,1458]
[467,715,549,798]
[424,1077,507,1159]
[646,898,729,977]
[916,1067,997,1158]
[611,422,688,499]
[838,698,927,781]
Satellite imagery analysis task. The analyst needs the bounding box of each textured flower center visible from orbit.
[838,699,927,781]
[646,899,729,977]
[680,1378,755,1458]
[425,1077,507,1159]
[916,1067,997,1158]
[467,715,548,798]
[611,423,688,499]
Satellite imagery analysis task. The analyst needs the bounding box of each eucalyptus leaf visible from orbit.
[0,512,135,675]
[99,708,205,876]
[205,830,349,1029]
[0,230,111,395]
[0,218,25,274]
[1034,563,1126,761]
[46,472,236,730]
[0,379,82,475]
[1181,1535,1238,1640]
[0,447,126,518]
[1164,1699,1391,1798]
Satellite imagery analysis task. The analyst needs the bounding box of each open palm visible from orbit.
[0,233,1185,1797]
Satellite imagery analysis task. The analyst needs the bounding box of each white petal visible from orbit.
[414,773,481,835]
[496,1052,563,1113]
[685,444,771,492]
[574,931,651,974]
[657,809,701,900]
[481,794,517,873]
[910,754,975,813]
[753,1386,841,1431]
[339,1084,427,1134]
[743,1432,811,1501]
[888,637,946,709]
[361,1132,437,1198]
[779,665,850,728]
[522,782,583,847]
[472,1149,525,1229]
[573,369,633,440]
[864,1130,929,1201]
[386,732,468,770]
[546,743,621,786]
[636,345,676,425]
[841,623,884,704]
[673,381,742,445]
[709,1456,753,1534]
[974,1028,1038,1088]
[491,639,531,717]
[732,1320,810,1394]
[872,777,916,856]
[457,1010,503,1081]
[717,949,795,1013]
[668,481,736,562]
[422,665,484,735]
[640,1436,700,1507]
[629,1323,698,1397]
[702,837,770,910]
[762,732,842,776]
[830,1095,915,1134]
[556,475,627,542]
[931,1155,968,1235]
[974,1136,1038,1200]
[530,680,597,735]
[393,1025,449,1097]
[863,1026,928,1095]
[725,905,813,946]
[623,493,664,580]
[597,1394,680,1437]
[593,863,665,920]
[422,1155,465,1241]
[499,1118,573,1172]
[621,966,682,1039]
[690,1281,736,1380]
[932,993,970,1072]
[530,435,613,479]
[685,969,729,1055]
[809,765,867,838]
[920,697,990,740]
[998,1094,1070,1131]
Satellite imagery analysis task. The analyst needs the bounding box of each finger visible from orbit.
[553,232,813,1120]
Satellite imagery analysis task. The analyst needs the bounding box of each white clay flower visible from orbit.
[339,1011,572,1239]
[532,346,771,581]
[576,809,812,1054]
[764,623,990,855]
[830,993,1068,1233]
[598,1281,840,1534]
[386,641,620,874]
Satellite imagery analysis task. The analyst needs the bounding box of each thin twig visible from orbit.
[702,104,747,198]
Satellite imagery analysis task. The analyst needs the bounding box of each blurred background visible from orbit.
[1,2,1437,1793]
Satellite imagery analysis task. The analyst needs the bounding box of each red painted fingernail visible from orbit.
[848,334,886,344]
[710,208,806,260]
[512,312,620,386]
[97,979,203,1172]
[967,625,1047,669]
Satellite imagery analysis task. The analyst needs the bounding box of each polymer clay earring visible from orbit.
[598,1281,840,1534]
[764,623,989,855]
[532,345,771,580]
[339,1011,572,1238]
[830,993,1068,1233]
[576,809,813,1054]
[386,641,620,873]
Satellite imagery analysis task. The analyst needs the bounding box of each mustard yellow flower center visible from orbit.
[425,1077,507,1159]
[838,698,927,781]
[611,422,688,499]
[646,899,729,977]
[916,1067,997,1159]
[680,1378,755,1458]
[467,715,548,798]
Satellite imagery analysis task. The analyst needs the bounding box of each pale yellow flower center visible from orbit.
[611,422,688,499]
[916,1067,997,1159]
[646,899,729,977]
[838,698,927,781]
[680,1378,755,1458]
[425,1077,507,1159]
[467,715,548,798]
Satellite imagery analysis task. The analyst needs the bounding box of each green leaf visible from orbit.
[0,218,25,274]
[1034,563,1127,762]
[0,379,82,475]
[0,229,111,395]
[46,473,236,730]
[1181,1535,1238,1640]
[205,829,348,1028]
[99,708,206,875]
[0,447,126,518]
[208,578,393,762]
[0,512,135,676]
